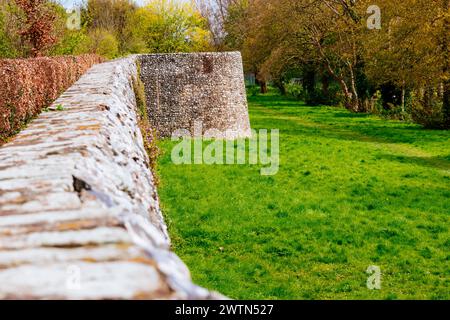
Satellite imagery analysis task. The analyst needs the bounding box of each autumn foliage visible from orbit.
[204,0,450,128]
[15,0,57,57]
[0,54,103,140]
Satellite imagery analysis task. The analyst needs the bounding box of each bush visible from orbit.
[378,103,412,122]
[246,85,260,97]
[305,87,324,105]
[0,3,19,58]
[285,82,342,106]
[322,82,343,106]
[411,100,445,129]
[79,29,120,60]
[286,82,305,100]
[0,54,104,141]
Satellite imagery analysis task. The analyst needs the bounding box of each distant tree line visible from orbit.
[196,0,450,129]
[0,0,212,59]
[1,0,448,129]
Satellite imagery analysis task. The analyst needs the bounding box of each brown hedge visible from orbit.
[0,54,104,141]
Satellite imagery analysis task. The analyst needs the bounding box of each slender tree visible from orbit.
[442,0,450,128]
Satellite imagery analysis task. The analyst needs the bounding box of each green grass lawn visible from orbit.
[157,92,450,300]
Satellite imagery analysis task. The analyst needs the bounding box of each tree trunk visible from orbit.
[260,80,268,94]
[321,54,360,112]
[443,0,450,128]
[348,63,360,112]
[444,80,450,129]
[274,79,286,95]
[303,66,316,98]
[256,71,268,94]
[423,86,433,109]
[336,77,359,112]
[321,75,329,99]
[401,83,406,114]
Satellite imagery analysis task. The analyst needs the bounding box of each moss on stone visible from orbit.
[132,61,160,185]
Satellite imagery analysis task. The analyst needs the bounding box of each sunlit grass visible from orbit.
[157,92,450,300]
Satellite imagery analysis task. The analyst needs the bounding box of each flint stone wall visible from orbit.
[139,52,252,139]
[0,56,222,300]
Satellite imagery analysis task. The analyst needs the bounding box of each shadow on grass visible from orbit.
[377,154,450,171]
[333,112,371,119]
[249,94,450,147]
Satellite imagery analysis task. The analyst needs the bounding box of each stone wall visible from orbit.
[139,52,252,139]
[0,56,222,299]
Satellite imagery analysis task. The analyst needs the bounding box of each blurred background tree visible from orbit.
[195,0,449,128]
[0,0,17,58]
[0,0,212,59]
[131,0,211,53]
[0,0,448,129]
[15,0,58,57]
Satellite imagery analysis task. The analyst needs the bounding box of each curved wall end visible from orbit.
[139,52,252,139]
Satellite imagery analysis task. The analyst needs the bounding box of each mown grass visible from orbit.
[157,91,450,300]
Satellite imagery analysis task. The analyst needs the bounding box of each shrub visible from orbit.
[285,82,342,106]
[286,82,305,100]
[379,103,412,122]
[80,29,120,60]
[411,100,445,129]
[0,54,103,142]
[0,1,20,58]
[246,85,260,97]
[15,0,58,57]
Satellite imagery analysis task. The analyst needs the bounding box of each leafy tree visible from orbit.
[79,28,119,59]
[195,0,243,49]
[0,0,24,58]
[85,0,137,55]
[132,0,211,53]
[47,2,86,56]
[0,0,86,58]
[14,0,58,57]
[363,0,449,126]
[441,0,450,128]
[215,0,371,107]
[208,0,449,127]
[0,3,13,57]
